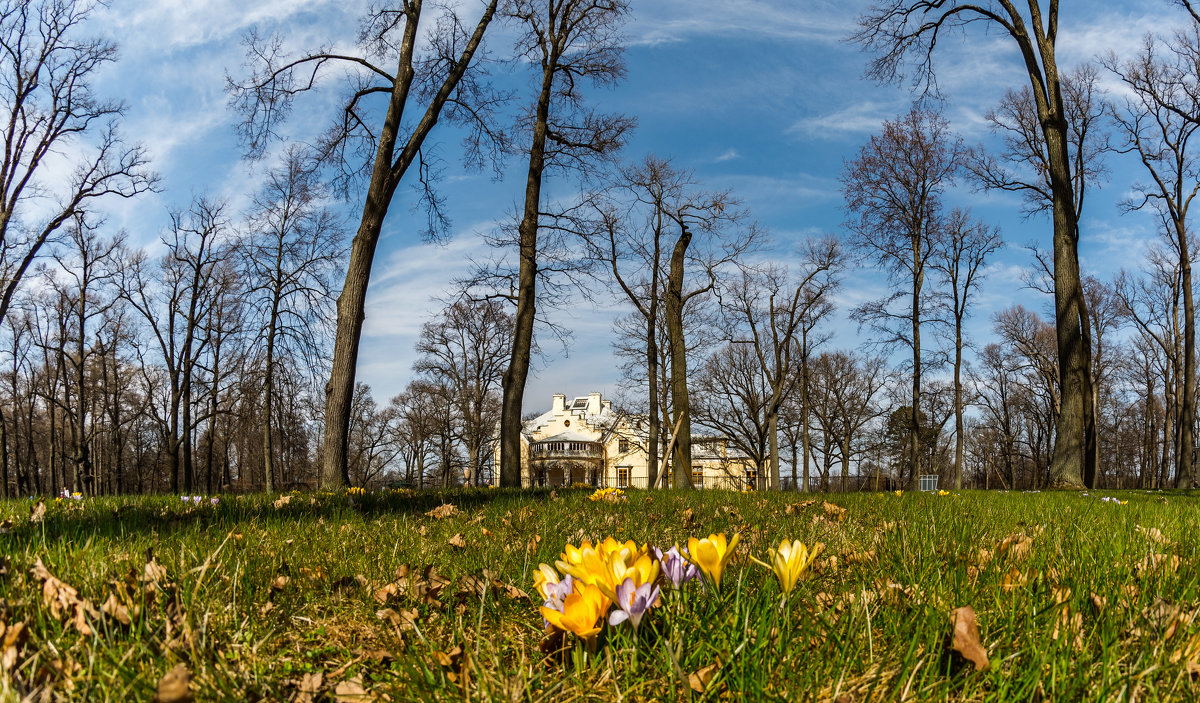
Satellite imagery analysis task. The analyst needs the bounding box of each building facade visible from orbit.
[494,391,755,489]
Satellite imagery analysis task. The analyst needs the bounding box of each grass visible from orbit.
[1,487,1199,701]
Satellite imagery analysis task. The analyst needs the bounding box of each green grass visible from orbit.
[1,487,1199,701]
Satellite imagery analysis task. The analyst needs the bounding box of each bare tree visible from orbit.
[229,0,502,489]
[718,238,842,490]
[414,298,510,485]
[241,148,346,492]
[854,0,1093,488]
[45,221,124,494]
[807,350,889,492]
[930,209,1001,489]
[1104,35,1200,488]
[842,107,964,490]
[122,198,232,493]
[496,0,633,487]
[0,0,155,332]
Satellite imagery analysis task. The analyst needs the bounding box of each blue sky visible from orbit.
[83,0,1186,409]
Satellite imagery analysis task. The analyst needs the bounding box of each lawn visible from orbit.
[1,487,1198,701]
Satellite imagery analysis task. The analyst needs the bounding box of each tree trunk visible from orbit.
[666,224,694,488]
[1178,222,1195,488]
[500,60,556,488]
[953,326,964,489]
[646,312,660,489]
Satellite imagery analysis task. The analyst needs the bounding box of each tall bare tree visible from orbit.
[242,148,345,492]
[1104,34,1200,488]
[842,107,965,490]
[414,299,510,485]
[122,198,232,493]
[930,209,1001,489]
[496,0,633,487]
[230,0,502,489]
[855,1,1094,488]
[0,0,154,333]
[718,238,842,490]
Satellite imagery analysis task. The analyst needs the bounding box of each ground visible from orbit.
[0,487,1198,701]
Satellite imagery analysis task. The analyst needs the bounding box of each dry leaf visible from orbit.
[101,593,132,626]
[1,621,28,670]
[997,534,1033,560]
[1136,525,1171,544]
[295,671,323,703]
[30,558,97,635]
[153,663,193,703]
[949,606,990,671]
[822,502,847,521]
[425,504,459,520]
[449,533,467,549]
[1000,567,1027,591]
[30,499,45,523]
[689,663,720,692]
[680,508,696,526]
[334,675,374,702]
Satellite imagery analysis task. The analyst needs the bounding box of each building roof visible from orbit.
[535,430,599,444]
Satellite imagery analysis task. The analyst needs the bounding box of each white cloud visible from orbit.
[627,0,852,47]
[714,149,741,163]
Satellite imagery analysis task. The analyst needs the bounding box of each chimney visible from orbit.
[552,394,566,414]
[602,399,612,413]
[587,392,602,415]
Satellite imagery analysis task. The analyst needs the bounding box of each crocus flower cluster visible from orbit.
[588,487,627,502]
[180,495,219,506]
[1100,496,1128,505]
[347,486,367,496]
[536,533,759,645]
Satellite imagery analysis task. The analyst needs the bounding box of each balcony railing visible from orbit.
[530,441,603,459]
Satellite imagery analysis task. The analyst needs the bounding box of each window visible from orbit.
[618,438,630,453]
[919,474,939,492]
[692,465,704,489]
[617,466,631,488]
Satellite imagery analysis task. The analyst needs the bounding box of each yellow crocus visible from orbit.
[532,563,561,599]
[540,581,610,642]
[599,551,661,601]
[752,540,823,594]
[894,490,902,497]
[685,533,740,590]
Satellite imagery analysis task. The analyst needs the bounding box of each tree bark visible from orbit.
[499,52,556,488]
[666,224,694,488]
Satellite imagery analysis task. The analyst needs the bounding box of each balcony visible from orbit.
[530,440,603,460]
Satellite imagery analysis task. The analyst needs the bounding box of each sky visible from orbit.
[79,0,1189,412]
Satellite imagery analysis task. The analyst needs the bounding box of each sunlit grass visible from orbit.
[1,487,1198,701]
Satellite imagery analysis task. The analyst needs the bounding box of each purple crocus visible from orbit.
[608,577,660,630]
[653,546,700,589]
[541,574,575,626]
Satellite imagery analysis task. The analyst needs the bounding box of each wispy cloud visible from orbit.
[714,149,741,163]
[627,0,852,47]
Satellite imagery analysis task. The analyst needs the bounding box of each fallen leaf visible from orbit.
[101,593,132,626]
[949,606,990,671]
[334,675,374,702]
[689,663,720,692]
[680,508,695,526]
[1136,525,1171,544]
[30,558,98,635]
[271,575,289,591]
[822,502,847,521]
[1000,567,1027,591]
[1,621,28,670]
[153,663,193,703]
[997,534,1033,560]
[449,533,467,549]
[30,499,45,523]
[295,671,324,703]
[425,504,459,520]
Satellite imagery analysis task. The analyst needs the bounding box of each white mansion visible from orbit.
[493,391,755,489]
